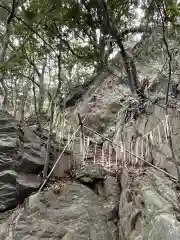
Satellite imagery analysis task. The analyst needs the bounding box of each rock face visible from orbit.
[1,163,180,240]
[0,166,120,240]
[0,110,45,212]
[75,164,107,183]
[0,110,82,213]
[60,33,180,239]
[119,168,180,240]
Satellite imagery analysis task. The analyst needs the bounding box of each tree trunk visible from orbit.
[20,79,31,124]
[32,74,41,130]
[25,55,47,117]
[97,0,140,93]
[110,27,139,93]
[13,78,18,118]
[43,101,54,179]
[0,79,8,110]
[38,75,45,116]
[38,59,46,116]
[43,50,62,179]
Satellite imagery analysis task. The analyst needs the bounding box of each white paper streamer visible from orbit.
[79,132,82,153]
[165,115,170,138]
[141,139,144,159]
[135,139,139,166]
[121,143,124,152]
[146,134,149,156]
[162,119,168,141]
[101,143,105,166]
[157,125,162,146]
[104,141,109,151]
[129,142,132,164]
[85,137,90,161]
[59,131,62,140]
[149,131,154,145]
[123,143,126,161]
[109,144,112,167]
[67,132,70,150]
[115,145,118,167]
[82,137,86,165]
[94,142,97,164]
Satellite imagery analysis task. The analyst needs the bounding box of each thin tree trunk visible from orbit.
[20,79,31,124]
[32,74,41,129]
[25,52,47,117]
[114,32,139,92]
[38,75,45,115]
[0,27,9,64]
[97,0,140,93]
[43,101,54,178]
[38,58,47,115]
[43,50,62,179]
[0,0,16,64]
[0,79,8,110]
[13,78,18,118]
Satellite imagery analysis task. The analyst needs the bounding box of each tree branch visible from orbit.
[0,4,56,54]
[0,0,16,63]
[7,0,16,24]
[14,72,40,88]
[100,0,140,92]
[0,4,55,67]
[53,22,84,59]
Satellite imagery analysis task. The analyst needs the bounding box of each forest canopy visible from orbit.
[0,0,179,120]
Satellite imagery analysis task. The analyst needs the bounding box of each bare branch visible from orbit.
[26,57,41,78]
[14,72,40,88]
[53,22,84,59]
[7,0,16,24]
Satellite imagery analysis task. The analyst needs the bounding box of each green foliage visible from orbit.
[165,0,180,22]
[1,0,180,117]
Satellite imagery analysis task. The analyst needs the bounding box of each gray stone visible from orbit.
[0,182,118,239]
[61,233,75,240]
[104,176,120,204]
[0,110,46,212]
[15,152,44,174]
[0,182,18,211]
[144,213,180,240]
[118,168,180,240]
[76,164,107,183]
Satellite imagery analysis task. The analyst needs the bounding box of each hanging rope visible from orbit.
[38,116,87,192]
[63,116,168,146]
[39,108,178,192]
[38,69,109,192]
[83,124,178,182]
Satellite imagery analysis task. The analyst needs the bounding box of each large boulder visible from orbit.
[0,181,119,240]
[75,164,107,183]
[118,168,180,240]
[0,110,84,212]
[0,110,45,212]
